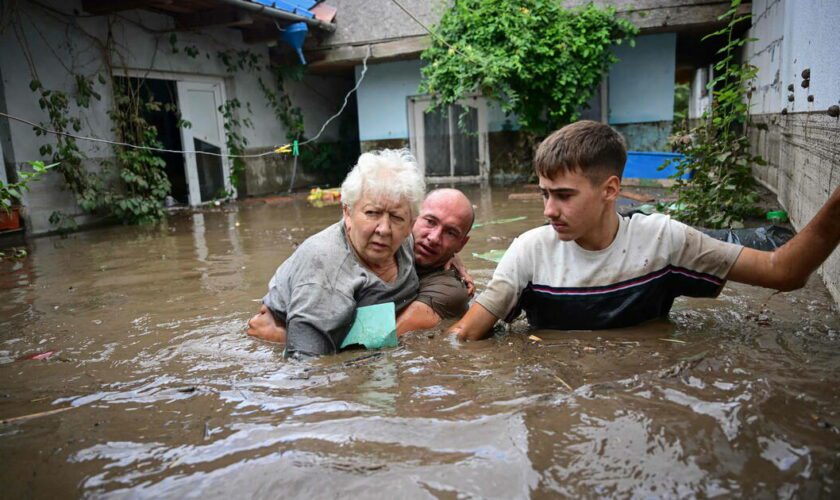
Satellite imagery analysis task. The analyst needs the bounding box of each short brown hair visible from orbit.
[534,120,627,184]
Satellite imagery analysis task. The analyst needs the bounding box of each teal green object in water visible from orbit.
[766,210,788,223]
[340,302,397,350]
[473,249,507,263]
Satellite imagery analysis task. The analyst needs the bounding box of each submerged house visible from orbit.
[301,0,753,182]
[0,0,351,235]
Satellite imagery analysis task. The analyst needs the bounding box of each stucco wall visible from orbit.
[355,59,423,142]
[746,0,840,304]
[0,0,348,233]
[608,33,676,125]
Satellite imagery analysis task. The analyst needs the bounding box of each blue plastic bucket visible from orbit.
[623,151,688,180]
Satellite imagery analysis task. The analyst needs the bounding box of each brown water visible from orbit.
[1,185,839,498]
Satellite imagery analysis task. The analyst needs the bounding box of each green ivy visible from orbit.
[107,80,173,224]
[220,98,253,192]
[0,160,55,214]
[663,0,764,229]
[420,0,637,135]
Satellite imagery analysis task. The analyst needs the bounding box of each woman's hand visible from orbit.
[444,254,475,296]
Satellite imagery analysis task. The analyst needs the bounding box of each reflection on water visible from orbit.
[1,185,839,498]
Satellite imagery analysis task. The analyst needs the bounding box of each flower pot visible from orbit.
[0,206,21,231]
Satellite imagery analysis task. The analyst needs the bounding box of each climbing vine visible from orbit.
[664,0,764,228]
[220,98,253,192]
[108,79,173,224]
[420,0,638,135]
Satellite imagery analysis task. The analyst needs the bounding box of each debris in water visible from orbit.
[2,406,73,425]
[472,216,527,229]
[619,190,656,203]
[472,249,507,263]
[20,351,56,361]
[177,386,197,393]
[659,338,687,344]
[554,375,573,391]
[528,335,543,342]
[508,192,542,201]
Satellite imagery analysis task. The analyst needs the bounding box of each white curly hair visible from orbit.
[340,149,426,216]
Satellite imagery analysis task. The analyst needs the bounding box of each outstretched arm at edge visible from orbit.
[447,302,500,342]
[727,186,840,290]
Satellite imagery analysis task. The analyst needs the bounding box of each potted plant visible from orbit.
[1,161,56,231]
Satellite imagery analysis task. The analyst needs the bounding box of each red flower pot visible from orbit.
[0,206,21,231]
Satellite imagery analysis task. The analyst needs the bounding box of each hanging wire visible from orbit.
[0,4,385,161]
[299,44,370,146]
[388,0,476,62]
[0,111,286,158]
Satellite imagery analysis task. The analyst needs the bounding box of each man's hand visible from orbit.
[444,253,475,296]
[246,304,288,343]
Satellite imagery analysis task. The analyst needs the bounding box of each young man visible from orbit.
[449,120,840,341]
[247,188,474,342]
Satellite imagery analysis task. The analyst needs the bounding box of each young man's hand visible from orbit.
[246,304,287,343]
[447,303,499,342]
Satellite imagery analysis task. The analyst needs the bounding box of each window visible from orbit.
[407,95,489,182]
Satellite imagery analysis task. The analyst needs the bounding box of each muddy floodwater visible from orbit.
[1,185,839,498]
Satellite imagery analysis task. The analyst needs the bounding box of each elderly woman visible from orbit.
[248,149,425,358]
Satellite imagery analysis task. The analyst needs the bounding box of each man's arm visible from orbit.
[396,301,441,335]
[447,302,500,341]
[246,304,287,343]
[727,186,840,290]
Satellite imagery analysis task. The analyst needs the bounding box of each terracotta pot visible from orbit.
[0,206,21,231]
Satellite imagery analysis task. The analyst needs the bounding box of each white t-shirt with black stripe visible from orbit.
[476,213,744,330]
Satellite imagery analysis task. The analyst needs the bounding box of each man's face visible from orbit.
[413,192,471,269]
[539,171,616,246]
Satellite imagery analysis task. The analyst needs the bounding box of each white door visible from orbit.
[407,95,489,183]
[176,80,233,206]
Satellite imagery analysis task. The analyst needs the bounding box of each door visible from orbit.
[176,80,233,206]
[408,95,489,182]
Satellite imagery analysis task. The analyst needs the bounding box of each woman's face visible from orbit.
[343,193,413,269]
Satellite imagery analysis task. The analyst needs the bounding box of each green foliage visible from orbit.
[220,98,253,192]
[0,161,55,214]
[672,82,690,130]
[664,0,763,229]
[107,80,173,224]
[31,78,105,213]
[420,0,637,134]
[0,247,28,261]
[259,67,305,143]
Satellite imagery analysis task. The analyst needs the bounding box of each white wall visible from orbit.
[0,0,344,233]
[355,59,423,142]
[747,0,840,114]
[746,0,840,305]
[608,33,676,124]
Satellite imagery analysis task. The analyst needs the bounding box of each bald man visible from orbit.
[248,188,475,342]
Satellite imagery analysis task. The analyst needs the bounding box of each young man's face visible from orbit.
[539,170,618,247]
[412,192,471,269]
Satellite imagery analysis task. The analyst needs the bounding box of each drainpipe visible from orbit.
[214,0,336,32]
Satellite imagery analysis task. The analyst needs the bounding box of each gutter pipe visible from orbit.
[215,0,336,32]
